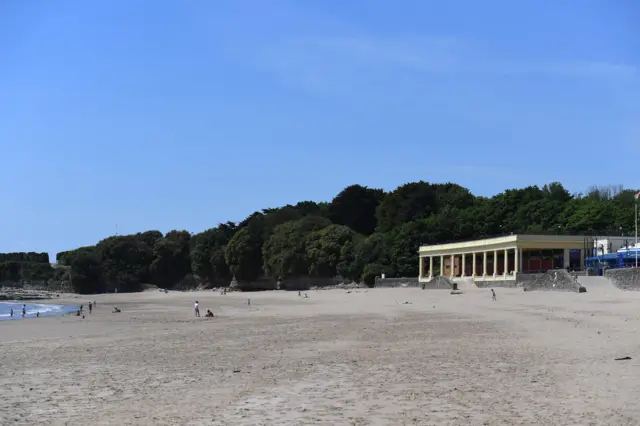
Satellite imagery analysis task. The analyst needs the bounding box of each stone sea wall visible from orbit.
[474,279,519,289]
[605,268,640,291]
[231,276,342,292]
[374,277,421,288]
[522,269,585,292]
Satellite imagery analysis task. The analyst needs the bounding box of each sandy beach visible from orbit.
[2,285,640,425]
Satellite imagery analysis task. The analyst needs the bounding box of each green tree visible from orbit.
[388,220,431,277]
[328,185,385,235]
[433,183,475,211]
[191,222,236,284]
[67,247,104,294]
[354,233,394,278]
[149,230,192,288]
[96,234,155,292]
[262,216,331,278]
[306,225,358,277]
[375,181,438,233]
[45,180,640,293]
[225,227,264,281]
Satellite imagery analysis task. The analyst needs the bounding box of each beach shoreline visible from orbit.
[3,287,640,424]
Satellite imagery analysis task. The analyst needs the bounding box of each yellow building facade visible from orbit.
[418,234,589,282]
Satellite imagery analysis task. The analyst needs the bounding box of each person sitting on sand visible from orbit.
[112,307,121,313]
[76,310,81,316]
[205,309,214,317]
[194,301,200,317]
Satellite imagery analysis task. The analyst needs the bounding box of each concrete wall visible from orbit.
[605,268,640,291]
[474,279,519,289]
[231,276,341,291]
[374,277,421,288]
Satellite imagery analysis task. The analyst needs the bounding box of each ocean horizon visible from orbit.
[0,302,79,320]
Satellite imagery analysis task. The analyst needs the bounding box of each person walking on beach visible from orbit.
[194,301,200,317]
[491,289,497,301]
[88,302,93,314]
[22,304,26,317]
[10,309,13,317]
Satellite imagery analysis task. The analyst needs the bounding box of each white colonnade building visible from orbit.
[418,234,589,283]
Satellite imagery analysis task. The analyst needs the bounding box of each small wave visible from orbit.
[0,302,78,320]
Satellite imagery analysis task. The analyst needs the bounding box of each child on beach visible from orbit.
[194,301,200,317]
[491,289,497,301]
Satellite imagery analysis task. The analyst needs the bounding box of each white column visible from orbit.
[472,252,477,277]
[429,256,434,279]
[563,248,570,268]
[503,249,508,276]
[440,255,444,276]
[493,250,498,277]
[483,251,487,276]
[461,254,466,277]
[450,254,454,278]
[514,247,519,274]
[419,256,424,278]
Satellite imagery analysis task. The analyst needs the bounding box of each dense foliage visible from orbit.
[6,182,637,294]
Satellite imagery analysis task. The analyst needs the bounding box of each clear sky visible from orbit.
[1,0,638,258]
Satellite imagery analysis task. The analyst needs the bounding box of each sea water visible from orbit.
[0,302,79,320]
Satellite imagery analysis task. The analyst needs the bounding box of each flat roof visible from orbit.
[419,234,591,254]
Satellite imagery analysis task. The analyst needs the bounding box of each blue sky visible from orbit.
[1,0,638,258]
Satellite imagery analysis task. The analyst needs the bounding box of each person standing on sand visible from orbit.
[194,301,200,317]
[491,289,497,301]
[22,304,26,317]
[88,302,93,314]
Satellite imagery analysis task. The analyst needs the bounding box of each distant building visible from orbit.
[418,234,589,283]
[590,236,637,256]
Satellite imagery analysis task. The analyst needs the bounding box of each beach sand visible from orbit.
[2,286,640,425]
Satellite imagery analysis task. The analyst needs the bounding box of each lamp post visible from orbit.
[635,198,638,268]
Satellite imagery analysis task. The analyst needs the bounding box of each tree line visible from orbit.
[22,181,638,294]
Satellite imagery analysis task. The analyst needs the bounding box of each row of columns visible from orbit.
[420,247,521,280]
